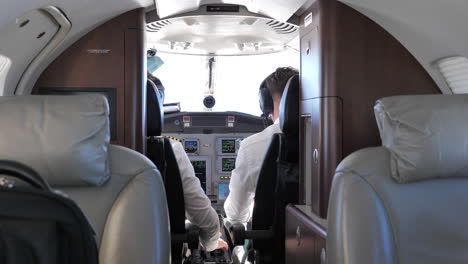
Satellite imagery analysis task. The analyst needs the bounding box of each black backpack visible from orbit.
[0,160,99,264]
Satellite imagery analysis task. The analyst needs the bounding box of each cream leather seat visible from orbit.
[0,95,170,264]
[327,94,468,264]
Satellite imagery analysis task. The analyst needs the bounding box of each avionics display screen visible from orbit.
[184,140,198,153]
[221,158,236,172]
[191,160,206,192]
[221,139,236,154]
[218,183,230,200]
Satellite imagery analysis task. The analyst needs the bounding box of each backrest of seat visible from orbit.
[145,81,187,261]
[147,79,164,137]
[250,75,300,262]
[0,95,170,264]
[279,75,300,138]
[146,77,187,231]
[66,145,171,264]
[161,138,187,261]
[251,134,281,262]
[279,74,300,163]
[252,74,300,223]
[327,94,468,264]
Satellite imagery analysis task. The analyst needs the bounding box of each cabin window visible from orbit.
[0,54,11,95]
[154,48,299,116]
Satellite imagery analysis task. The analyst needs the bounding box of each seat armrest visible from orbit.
[171,222,201,251]
[223,218,246,246]
[224,218,275,247]
[185,222,201,250]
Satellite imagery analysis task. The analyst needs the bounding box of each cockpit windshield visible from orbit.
[153,49,299,116]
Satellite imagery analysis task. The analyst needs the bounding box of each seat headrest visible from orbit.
[147,80,164,136]
[279,75,300,135]
[0,95,110,187]
[374,94,468,183]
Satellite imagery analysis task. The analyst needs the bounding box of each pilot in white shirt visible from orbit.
[170,140,225,251]
[224,67,298,224]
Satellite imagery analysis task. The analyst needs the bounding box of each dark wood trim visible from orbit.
[286,205,327,239]
[123,9,146,154]
[285,204,327,264]
[320,0,338,98]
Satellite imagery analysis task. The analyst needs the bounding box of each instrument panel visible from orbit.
[163,112,266,213]
[165,133,252,213]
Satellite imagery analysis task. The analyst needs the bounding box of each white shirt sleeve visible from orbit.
[224,141,257,224]
[170,140,220,252]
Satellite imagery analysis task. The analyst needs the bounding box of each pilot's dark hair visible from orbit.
[263,67,299,102]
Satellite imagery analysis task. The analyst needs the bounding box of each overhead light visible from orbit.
[168,41,194,51]
[254,43,260,51]
[183,42,193,50]
[237,42,262,52]
[169,41,176,50]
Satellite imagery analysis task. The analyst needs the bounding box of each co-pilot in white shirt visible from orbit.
[224,119,282,224]
[170,140,220,252]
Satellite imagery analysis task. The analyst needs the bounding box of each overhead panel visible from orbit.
[155,0,308,22]
[0,9,60,95]
[147,11,299,55]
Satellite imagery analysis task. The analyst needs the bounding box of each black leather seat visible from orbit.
[147,79,164,139]
[226,75,300,263]
[146,79,201,263]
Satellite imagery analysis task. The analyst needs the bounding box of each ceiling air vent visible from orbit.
[266,20,297,34]
[146,20,172,33]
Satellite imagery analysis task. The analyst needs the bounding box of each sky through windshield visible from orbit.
[154,49,299,116]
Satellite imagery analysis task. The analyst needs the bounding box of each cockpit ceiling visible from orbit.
[147,15,298,56]
[154,0,309,22]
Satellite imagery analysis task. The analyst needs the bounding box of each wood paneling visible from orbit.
[285,205,326,264]
[35,9,146,153]
[301,97,342,217]
[124,25,146,153]
[299,0,440,218]
[300,2,321,100]
[334,3,440,157]
[295,0,441,261]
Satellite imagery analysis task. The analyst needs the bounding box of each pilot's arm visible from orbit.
[224,142,257,224]
[170,140,221,251]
